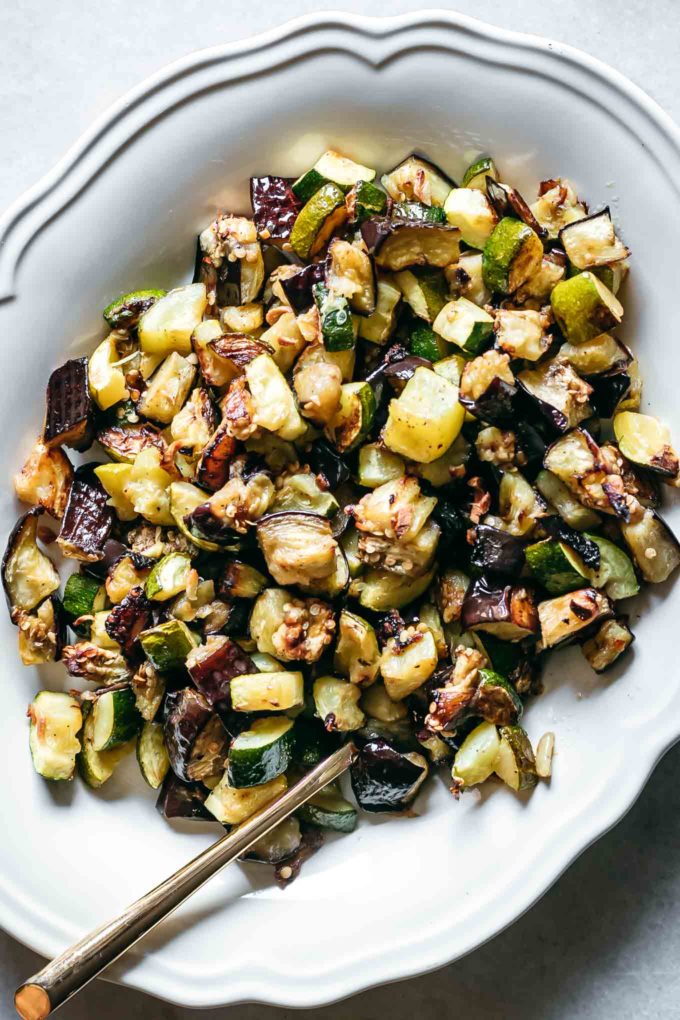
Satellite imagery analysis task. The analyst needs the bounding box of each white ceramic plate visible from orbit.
[1,11,679,1010]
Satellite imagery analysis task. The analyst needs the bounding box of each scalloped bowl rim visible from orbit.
[1,9,680,1010]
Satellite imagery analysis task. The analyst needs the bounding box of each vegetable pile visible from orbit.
[9,147,680,880]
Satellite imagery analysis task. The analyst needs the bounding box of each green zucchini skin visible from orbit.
[92,688,141,751]
[227,717,296,788]
[298,789,358,833]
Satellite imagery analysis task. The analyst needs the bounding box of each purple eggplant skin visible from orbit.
[383,356,432,393]
[164,688,219,782]
[587,370,631,419]
[188,636,255,709]
[196,426,237,493]
[461,576,539,636]
[471,525,526,578]
[486,177,547,239]
[350,738,427,813]
[105,586,153,661]
[387,152,458,191]
[184,502,243,550]
[57,470,113,561]
[156,771,213,822]
[364,342,411,386]
[541,516,601,570]
[43,357,95,451]
[459,378,517,427]
[516,380,572,434]
[361,217,459,265]
[280,261,326,314]
[306,438,350,490]
[82,539,155,580]
[250,176,301,244]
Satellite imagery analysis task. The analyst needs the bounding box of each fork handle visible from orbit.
[15,742,356,1019]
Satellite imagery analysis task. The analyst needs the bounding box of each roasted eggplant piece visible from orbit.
[350,738,429,812]
[326,238,377,315]
[97,422,165,464]
[156,771,212,821]
[104,586,153,660]
[381,153,455,207]
[198,213,265,305]
[361,218,460,271]
[459,350,516,425]
[250,175,301,244]
[280,261,326,313]
[43,357,94,450]
[581,616,634,673]
[471,524,526,578]
[543,428,637,520]
[518,358,593,433]
[485,178,547,238]
[13,440,73,518]
[540,516,601,570]
[196,424,237,492]
[306,438,350,490]
[164,688,228,783]
[57,467,114,562]
[186,635,255,709]
[559,207,629,269]
[16,594,65,665]
[256,511,338,589]
[588,369,631,419]
[208,334,273,371]
[2,508,60,618]
[537,588,613,648]
[461,576,539,641]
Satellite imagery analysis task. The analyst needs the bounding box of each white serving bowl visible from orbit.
[1,11,679,1010]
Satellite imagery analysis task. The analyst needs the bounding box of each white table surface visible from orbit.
[2,2,679,1017]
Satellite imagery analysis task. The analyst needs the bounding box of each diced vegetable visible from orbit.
[452,721,500,787]
[581,617,634,673]
[433,298,494,354]
[351,739,428,812]
[138,283,207,357]
[230,671,304,713]
[383,367,463,463]
[494,725,537,792]
[228,716,295,787]
[43,357,94,450]
[137,720,170,789]
[334,610,380,687]
[3,509,60,617]
[28,691,82,781]
[482,217,543,295]
[551,272,623,345]
[538,588,612,648]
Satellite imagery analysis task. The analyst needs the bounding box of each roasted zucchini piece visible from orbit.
[356,443,405,489]
[43,357,94,450]
[14,440,73,518]
[326,380,375,453]
[313,676,365,732]
[361,218,460,271]
[28,691,82,781]
[537,588,612,648]
[357,567,435,612]
[191,318,239,388]
[245,353,306,441]
[228,716,295,787]
[350,738,428,812]
[349,179,388,223]
[289,182,347,260]
[560,333,631,376]
[334,610,380,687]
[218,560,267,600]
[357,276,402,344]
[91,687,141,751]
[138,283,208,357]
[433,298,494,354]
[383,367,463,463]
[461,155,498,191]
[445,251,491,306]
[103,288,166,329]
[551,271,623,345]
[581,617,634,673]
[443,187,498,248]
[145,552,191,601]
[380,628,438,700]
[293,149,376,200]
[256,511,337,589]
[313,283,356,352]
[494,725,537,792]
[396,268,448,323]
[205,772,287,825]
[3,509,60,617]
[139,618,199,671]
[482,217,543,295]
[461,577,539,642]
[137,720,170,789]
[230,671,304,713]
[381,153,454,206]
[559,208,629,269]
[298,788,358,833]
[122,447,173,526]
[525,539,589,594]
[452,720,500,787]
[88,333,128,411]
[78,703,135,788]
[136,352,196,424]
[613,411,679,478]
[535,470,601,530]
[530,178,587,239]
